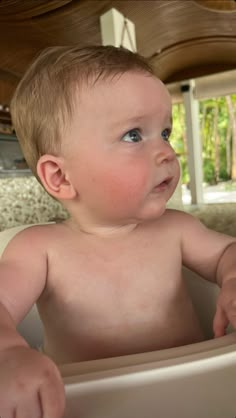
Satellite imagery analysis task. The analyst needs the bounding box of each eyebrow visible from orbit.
[115,114,172,126]
[114,115,146,126]
[109,110,173,132]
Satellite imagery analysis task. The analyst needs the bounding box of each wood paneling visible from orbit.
[0,0,236,103]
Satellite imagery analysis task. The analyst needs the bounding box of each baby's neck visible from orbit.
[65,217,139,238]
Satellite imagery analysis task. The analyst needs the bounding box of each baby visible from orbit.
[1,45,236,418]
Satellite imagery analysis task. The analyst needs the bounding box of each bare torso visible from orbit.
[36,212,203,364]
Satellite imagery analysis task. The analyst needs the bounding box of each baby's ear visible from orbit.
[37,154,77,200]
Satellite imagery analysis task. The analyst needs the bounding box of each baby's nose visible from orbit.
[154,141,176,165]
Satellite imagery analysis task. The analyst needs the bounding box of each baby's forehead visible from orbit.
[76,70,169,103]
[73,71,171,127]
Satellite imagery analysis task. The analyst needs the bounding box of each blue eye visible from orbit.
[122,129,142,143]
[161,128,171,142]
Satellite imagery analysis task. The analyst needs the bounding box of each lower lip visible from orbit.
[153,180,171,192]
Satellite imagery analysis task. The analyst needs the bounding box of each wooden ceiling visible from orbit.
[0,0,236,104]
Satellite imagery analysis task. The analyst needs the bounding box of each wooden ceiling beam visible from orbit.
[0,0,236,102]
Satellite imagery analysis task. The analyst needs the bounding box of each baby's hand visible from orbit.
[213,278,236,338]
[0,345,65,418]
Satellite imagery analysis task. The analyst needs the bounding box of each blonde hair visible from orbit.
[10,45,153,176]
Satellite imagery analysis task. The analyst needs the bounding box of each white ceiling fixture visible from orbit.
[100,8,137,52]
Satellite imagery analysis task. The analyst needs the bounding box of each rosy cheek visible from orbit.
[101,165,149,205]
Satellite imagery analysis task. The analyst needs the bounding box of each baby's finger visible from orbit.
[213,304,229,338]
[39,374,65,418]
[14,396,42,418]
[224,300,236,329]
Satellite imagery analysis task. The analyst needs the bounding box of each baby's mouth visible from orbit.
[153,176,172,192]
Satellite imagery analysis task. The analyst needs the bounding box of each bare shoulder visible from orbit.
[0,223,70,323]
[1,222,67,259]
[156,208,201,229]
[161,208,230,239]
[164,209,236,281]
[140,209,201,244]
[164,208,196,220]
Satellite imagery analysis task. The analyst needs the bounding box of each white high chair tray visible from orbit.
[62,334,236,418]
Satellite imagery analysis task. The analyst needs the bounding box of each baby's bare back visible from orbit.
[36,217,203,364]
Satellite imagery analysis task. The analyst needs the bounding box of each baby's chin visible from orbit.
[134,199,168,223]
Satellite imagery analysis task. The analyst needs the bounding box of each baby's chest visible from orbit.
[47,246,182,328]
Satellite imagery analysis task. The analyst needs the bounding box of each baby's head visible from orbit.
[11,45,179,229]
[10,45,153,178]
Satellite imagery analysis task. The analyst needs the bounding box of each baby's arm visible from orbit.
[0,227,65,418]
[174,210,236,338]
[213,243,236,337]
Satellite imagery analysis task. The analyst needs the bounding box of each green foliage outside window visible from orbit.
[171,95,236,185]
